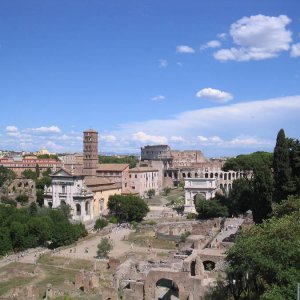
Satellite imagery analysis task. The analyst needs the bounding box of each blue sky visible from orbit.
[1,0,300,157]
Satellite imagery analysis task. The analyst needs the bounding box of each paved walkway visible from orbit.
[202,217,244,255]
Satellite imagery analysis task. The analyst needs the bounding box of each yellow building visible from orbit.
[85,177,121,217]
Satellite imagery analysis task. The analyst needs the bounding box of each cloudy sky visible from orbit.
[1,0,300,157]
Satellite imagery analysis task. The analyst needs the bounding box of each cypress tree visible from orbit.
[273,129,294,202]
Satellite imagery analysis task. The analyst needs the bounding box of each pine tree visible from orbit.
[273,129,294,202]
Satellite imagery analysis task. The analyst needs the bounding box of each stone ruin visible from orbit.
[75,269,100,292]
[0,178,37,203]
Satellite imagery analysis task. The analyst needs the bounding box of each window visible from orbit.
[135,174,137,178]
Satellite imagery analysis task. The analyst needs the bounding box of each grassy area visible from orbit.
[38,255,94,271]
[127,230,176,250]
[0,262,37,296]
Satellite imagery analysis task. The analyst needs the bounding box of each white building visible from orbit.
[128,166,160,198]
[44,169,94,222]
[184,178,218,213]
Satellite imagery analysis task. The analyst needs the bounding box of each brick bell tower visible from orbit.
[83,129,99,177]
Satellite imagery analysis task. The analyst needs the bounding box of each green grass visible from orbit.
[127,231,176,250]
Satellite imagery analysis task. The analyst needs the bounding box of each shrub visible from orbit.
[94,218,109,230]
[186,213,197,219]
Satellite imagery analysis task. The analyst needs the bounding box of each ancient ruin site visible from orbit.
[0,187,251,300]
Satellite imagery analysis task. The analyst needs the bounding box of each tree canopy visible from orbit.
[0,166,16,187]
[226,199,300,300]
[108,194,149,222]
[0,204,87,255]
[194,194,229,219]
[222,151,272,173]
[98,155,138,168]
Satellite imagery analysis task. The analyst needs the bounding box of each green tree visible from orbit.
[146,189,155,198]
[22,169,37,180]
[228,178,253,215]
[273,129,294,202]
[287,138,300,195]
[58,202,72,219]
[0,227,13,256]
[35,164,40,178]
[15,194,29,205]
[194,194,229,219]
[29,202,38,216]
[108,194,149,222]
[0,166,16,187]
[94,218,109,230]
[97,237,113,258]
[272,195,300,218]
[251,167,274,223]
[223,151,273,175]
[36,189,44,207]
[98,155,138,168]
[226,209,300,300]
[163,187,171,195]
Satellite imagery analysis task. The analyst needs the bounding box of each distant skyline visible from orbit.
[1,1,300,157]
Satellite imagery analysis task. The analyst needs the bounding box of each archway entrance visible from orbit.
[155,278,179,300]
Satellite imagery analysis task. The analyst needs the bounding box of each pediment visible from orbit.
[51,168,73,177]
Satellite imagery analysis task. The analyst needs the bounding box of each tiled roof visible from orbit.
[96,163,129,172]
[129,166,158,173]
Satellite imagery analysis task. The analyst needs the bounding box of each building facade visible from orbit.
[44,169,94,222]
[85,177,122,217]
[128,166,159,198]
[95,163,129,193]
[0,157,62,178]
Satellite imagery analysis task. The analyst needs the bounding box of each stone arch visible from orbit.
[228,173,231,180]
[195,173,198,178]
[215,173,218,178]
[155,278,179,299]
[76,203,81,216]
[224,184,227,190]
[187,172,191,178]
[182,173,186,178]
[205,173,208,178]
[48,202,52,208]
[219,183,223,189]
[220,173,223,179]
[210,173,214,178]
[224,173,227,180]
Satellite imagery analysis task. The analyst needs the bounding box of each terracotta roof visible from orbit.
[84,177,113,186]
[87,181,122,192]
[129,167,158,173]
[96,163,129,172]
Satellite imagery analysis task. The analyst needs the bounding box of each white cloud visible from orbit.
[177,62,183,67]
[196,87,233,103]
[217,33,227,40]
[159,59,168,68]
[201,40,221,49]
[151,95,166,102]
[170,136,184,142]
[132,132,167,144]
[214,14,292,61]
[5,125,18,132]
[30,126,61,134]
[197,135,223,144]
[290,43,300,57]
[109,95,300,156]
[176,45,195,53]
[101,135,117,142]
[228,136,271,146]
